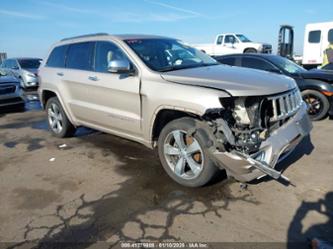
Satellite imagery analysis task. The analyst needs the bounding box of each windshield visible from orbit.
[124,38,218,72]
[322,63,333,71]
[18,59,41,69]
[269,56,307,74]
[236,34,251,42]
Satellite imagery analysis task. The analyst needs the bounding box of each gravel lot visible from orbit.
[0,93,332,248]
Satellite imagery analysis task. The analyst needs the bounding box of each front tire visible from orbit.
[302,90,329,121]
[157,117,219,187]
[45,97,76,137]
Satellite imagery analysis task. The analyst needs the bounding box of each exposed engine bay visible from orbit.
[199,88,311,183]
[204,88,303,156]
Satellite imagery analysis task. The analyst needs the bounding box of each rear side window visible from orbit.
[66,42,95,71]
[218,57,236,66]
[328,29,333,43]
[241,57,275,71]
[46,45,68,68]
[216,35,224,45]
[308,30,321,43]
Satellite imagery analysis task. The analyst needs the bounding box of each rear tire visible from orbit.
[302,90,329,121]
[45,97,76,137]
[157,117,219,187]
[244,48,257,53]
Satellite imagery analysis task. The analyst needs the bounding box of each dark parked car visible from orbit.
[215,54,333,120]
[320,63,333,71]
[0,70,25,110]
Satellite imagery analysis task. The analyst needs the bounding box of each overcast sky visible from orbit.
[1,0,332,58]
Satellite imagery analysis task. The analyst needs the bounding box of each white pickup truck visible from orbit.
[194,33,272,56]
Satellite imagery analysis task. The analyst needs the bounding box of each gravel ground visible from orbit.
[0,94,332,249]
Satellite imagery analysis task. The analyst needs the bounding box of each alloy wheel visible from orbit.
[47,103,63,134]
[303,94,323,118]
[163,130,204,180]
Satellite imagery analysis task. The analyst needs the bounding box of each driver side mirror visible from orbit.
[107,60,131,74]
[11,66,19,70]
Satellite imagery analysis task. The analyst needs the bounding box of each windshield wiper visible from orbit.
[158,63,219,72]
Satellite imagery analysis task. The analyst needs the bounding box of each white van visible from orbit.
[302,21,333,68]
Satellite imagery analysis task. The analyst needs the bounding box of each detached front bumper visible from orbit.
[212,102,312,182]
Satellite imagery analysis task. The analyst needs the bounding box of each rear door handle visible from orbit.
[88,76,98,81]
[57,72,64,76]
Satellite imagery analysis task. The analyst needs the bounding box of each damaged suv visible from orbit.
[39,34,312,187]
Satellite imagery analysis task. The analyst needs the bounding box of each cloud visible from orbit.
[144,0,202,16]
[0,9,45,19]
[109,11,196,23]
[31,0,201,23]
[37,1,95,14]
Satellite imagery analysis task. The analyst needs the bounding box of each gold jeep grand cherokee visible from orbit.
[38,33,312,187]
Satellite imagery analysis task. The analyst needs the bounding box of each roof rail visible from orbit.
[60,33,109,41]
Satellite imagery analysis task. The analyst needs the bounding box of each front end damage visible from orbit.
[203,88,313,183]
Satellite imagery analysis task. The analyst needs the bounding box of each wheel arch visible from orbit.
[243,47,257,53]
[299,79,333,94]
[150,108,201,145]
[41,89,57,108]
[41,89,77,126]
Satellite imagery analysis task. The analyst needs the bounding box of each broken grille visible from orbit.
[268,88,302,122]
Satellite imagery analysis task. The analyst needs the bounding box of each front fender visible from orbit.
[297,78,333,93]
[141,79,232,145]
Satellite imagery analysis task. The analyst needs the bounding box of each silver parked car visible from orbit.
[0,70,25,109]
[38,33,312,187]
[0,58,41,89]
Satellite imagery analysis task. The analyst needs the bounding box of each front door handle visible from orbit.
[57,72,64,76]
[88,76,99,81]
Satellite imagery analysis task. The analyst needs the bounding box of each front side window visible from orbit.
[268,56,306,74]
[95,41,129,73]
[66,42,94,71]
[18,59,41,69]
[308,30,321,43]
[242,57,276,71]
[125,38,218,72]
[224,35,238,44]
[46,45,68,68]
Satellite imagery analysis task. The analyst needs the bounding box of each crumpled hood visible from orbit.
[161,65,297,96]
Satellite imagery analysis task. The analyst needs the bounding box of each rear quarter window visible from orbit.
[46,45,68,68]
[328,29,333,43]
[218,57,236,66]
